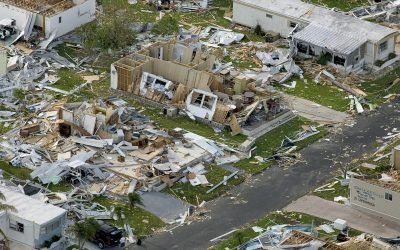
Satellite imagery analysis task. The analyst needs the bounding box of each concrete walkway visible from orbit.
[282,93,351,124]
[141,192,190,222]
[285,195,400,237]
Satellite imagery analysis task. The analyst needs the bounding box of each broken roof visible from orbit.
[280,230,345,250]
[293,24,367,55]
[234,0,397,43]
[0,0,76,16]
[0,187,66,225]
[356,171,400,193]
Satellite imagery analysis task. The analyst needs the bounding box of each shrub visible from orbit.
[78,15,136,51]
[317,52,332,65]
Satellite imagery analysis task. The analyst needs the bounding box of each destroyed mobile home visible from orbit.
[0,98,245,219]
[111,40,298,138]
[232,0,399,73]
[0,0,96,44]
[234,226,400,250]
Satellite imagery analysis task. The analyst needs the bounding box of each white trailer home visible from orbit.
[0,188,67,250]
[0,0,96,39]
[233,0,398,72]
[350,175,400,223]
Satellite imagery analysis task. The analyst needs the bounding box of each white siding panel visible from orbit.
[350,177,400,222]
[0,3,31,31]
[233,2,306,37]
[45,0,96,38]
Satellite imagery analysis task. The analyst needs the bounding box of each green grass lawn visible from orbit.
[165,165,245,205]
[235,117,328,174]
[47,181,74,192]
[53,43,85,64]
[99,0,158,23]
[313,179,350,201]
[53,69,84,91]
[0,161,32,180]
[277,76,350,112]
[310,0,369,11]
[93,196,165,237]
[211,211,362,250]
[359,66,400,105]
[131,104,247,147]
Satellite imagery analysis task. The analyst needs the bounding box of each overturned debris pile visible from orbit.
[0,98,244,218]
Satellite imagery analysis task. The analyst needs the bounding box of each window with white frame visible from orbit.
[379,41,388,53]
[289,21,297,28]
[9,219,24,233]
[385,192,393,201]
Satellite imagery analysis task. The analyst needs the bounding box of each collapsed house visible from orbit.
[0,0,96,41]
[350,171,400,223]
[0,187,67,250]
[236,224,346,250]
[111,40,296,137]
[232,0,399,73]
[0,98,243,204]
[351,1,400,21]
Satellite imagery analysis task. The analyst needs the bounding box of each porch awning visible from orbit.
[293,24,367,55]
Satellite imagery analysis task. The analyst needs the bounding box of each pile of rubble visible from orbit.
[0,97,244,219]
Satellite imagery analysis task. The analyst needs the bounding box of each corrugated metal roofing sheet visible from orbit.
[293,24,367,55]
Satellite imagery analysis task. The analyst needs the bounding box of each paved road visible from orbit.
[285,195,400,237]
[135,103,400,250]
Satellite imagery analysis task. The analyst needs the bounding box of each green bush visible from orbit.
[41,235,61,249]
[78,15,136,51]
[374,60,384,67]
[388,52,396,60]
[254,24,264,36]
[317,52,332,65]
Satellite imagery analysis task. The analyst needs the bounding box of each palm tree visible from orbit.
[66,217,99,250]
[0,191,16,212]
[127,192,143,210]
[0,191,16,246]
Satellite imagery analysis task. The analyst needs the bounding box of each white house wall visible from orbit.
[233,2,306,37]
[34,215,66,248]
[375,35,396,62]
[350,177,400,222]
[45,0,96,38]
[3,214,35,248]
[0,3,32,31]
[364,42,375,65]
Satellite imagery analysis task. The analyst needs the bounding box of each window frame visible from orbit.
[379,41,388,53]
[385,192,393,201]
[9,219,24,233]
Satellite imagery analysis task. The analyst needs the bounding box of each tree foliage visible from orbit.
[78,15,136,51]
[127,192,143,209]
[67,218,100,250]
[0,191,16,213]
